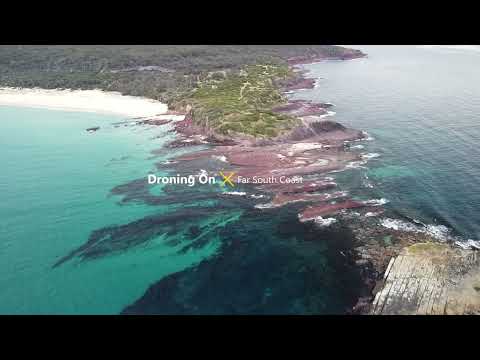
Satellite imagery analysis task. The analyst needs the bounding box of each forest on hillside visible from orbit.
[0,45,355,102]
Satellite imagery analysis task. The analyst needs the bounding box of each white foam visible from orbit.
[326,191,348,199]
[364,212,378,217]
[318,111,336,119]
[359,131,374,141]
[250,194,266,199]
[380,218,420,232]
[455,239,480,250]
[379,217,452,242]
[255,203,276,209]
[314,216,337,227]
[212,155,228,162]
[411,218,427,227]
[222,191,247,196]
[363,182,374,189]
[363,198,389,206]
[425,224,450,241]
[350,144,364,149]
[361,153,380,160]
[345,160,368,169]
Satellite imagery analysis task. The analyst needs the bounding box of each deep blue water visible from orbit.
[293,45,480,240]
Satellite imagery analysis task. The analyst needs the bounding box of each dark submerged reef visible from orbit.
[52,206,227,268]
[53,164,366,314]
[52,183,250,268]
[121,207,366,315]
[109,177,217,206]
[52,152,243,268]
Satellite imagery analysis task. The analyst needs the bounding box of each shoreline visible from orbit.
[288,58,480,314]
[0,87,173,118]
[4,50,478,314]
[160,54,480,314]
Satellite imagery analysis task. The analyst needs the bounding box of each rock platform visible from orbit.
[371,243,480,315]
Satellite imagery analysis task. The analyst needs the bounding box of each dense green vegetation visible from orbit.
[0,45,352,102]
[183,63,298,137]
[0,45,358,137]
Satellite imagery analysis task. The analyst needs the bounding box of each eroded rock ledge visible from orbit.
[370,243,480,315]
[333,211,480,315]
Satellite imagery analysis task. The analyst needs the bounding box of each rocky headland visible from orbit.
[155,50,480,315]
[168,55,370,220]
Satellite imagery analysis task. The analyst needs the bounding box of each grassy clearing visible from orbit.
[180,64,300,138]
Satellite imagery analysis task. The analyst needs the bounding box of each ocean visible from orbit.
[1,45,479,314]
[0,107,222,314]
[292,45,480,241]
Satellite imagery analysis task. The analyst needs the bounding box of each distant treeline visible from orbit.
[0,45,353,103]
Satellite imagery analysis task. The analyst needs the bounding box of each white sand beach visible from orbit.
[0,88,173,118]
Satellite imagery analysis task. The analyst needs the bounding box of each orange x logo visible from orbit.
[219,171,236,187]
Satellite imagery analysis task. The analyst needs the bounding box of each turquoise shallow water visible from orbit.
[0,106,223,314]
[3,45,480,314]
[0,105,364,314]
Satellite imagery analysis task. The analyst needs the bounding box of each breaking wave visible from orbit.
[319,111,336,119]
[212,155,227,163]
[380,217,452,242]
[350,144,364,150]
[345,160,368,170]
[455,239,480,250]
[363,198,389,206]
[314,216,337,227]
[250,194,266,199]
[360,131,374,141]
[254,203,276,209]
[361,153,380,160]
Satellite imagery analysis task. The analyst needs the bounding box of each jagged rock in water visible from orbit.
[137,119,171,126]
